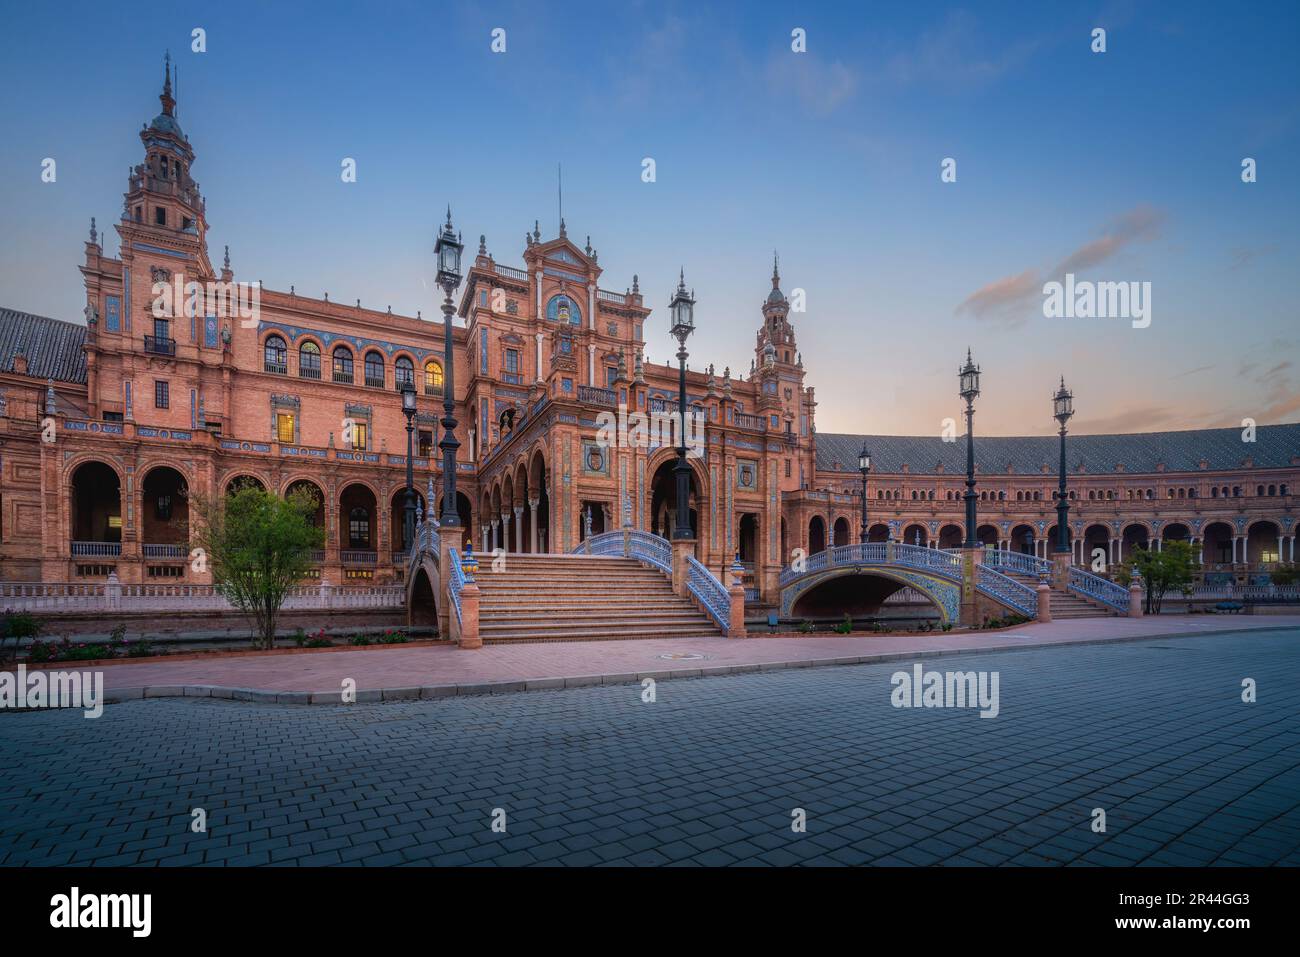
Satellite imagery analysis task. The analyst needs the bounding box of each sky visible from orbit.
[1,0,1297,437]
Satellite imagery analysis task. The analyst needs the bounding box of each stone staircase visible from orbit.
[997,567,1119,619]
[472,553,723,643]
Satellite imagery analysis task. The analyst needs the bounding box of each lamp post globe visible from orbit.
[958,349,981,548]
[858,442,871,544]
[434,207,464,528]
[1053,377,1075,555]
[668,270,696,541]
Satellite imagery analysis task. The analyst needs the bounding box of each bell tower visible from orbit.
[120,53,210,266]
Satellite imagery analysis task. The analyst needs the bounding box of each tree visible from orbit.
[188,485,324,649]
[1114,540,1196,614]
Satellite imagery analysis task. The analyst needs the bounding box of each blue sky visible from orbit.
[1,0,1297,435]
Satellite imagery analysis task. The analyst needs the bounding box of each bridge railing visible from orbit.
[447,548,471,626]
[975,565,1038,618]
[1067,566,1129,613]
[892,543,962,576]
[686,555,729,630]
[575,529,673,575]
[0,581,405,612]
[407,518,440,576]
[982,548,1053,579]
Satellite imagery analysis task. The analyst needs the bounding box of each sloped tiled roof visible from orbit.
[817,424,1300,476]
[0,308,87,384]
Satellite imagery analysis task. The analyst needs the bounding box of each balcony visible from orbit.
[733,412,766,431]
[143,543,188,559]
[578,385,617,408]
[341,549,377,565]
[264,361,288,375]
[144,335,176,356]
[424,383,444,397]
[71,541,122,557]
[333,370,354,384]
[364,375,385,389]
[299,365,321,380]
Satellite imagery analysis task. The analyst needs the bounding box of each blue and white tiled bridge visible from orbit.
[779,543,1131,623]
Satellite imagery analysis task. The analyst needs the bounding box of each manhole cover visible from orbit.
[658,652,707,660]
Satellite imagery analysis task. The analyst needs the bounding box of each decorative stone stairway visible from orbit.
[472,553,723,643]
[997,568,1119,619]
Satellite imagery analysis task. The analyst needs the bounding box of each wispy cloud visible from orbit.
[956,204,1166,324]
[882,10,1042,91]
[766,53,859,114]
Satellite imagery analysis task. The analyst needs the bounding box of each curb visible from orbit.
[85,620,1290,708]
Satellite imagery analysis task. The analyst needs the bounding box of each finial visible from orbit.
[478,234,486,255]
[89,217,97,244]
[632,274,639,294]
[585,235,592,256]
[45,378,56,415]
[445,204,453,229]
[772,249,780,286]
[160,51,175,116]
[533,220,540,241]
[223,244,230,271]
[559,217,567,238]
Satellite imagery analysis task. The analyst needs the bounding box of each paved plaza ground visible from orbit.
[1,623,1297,866]
[39,614,1300,698]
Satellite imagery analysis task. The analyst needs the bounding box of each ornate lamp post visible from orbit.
[858,442,871,544]
[401,381,417,553]
[1053,377,1074,556]
[668,270,696,540]
[958,349,981,548]
[434,208,464,527]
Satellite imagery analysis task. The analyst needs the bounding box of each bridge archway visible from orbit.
[783,567,956,623]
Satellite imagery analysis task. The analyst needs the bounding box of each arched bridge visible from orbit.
[779,542,1040,624]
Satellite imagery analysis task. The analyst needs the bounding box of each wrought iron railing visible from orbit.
[686,555,729,630]
[145,335,176,356]
[976,565,1038,618]
[1068,566,1129,612]
[578,385,617,407]
[340,549,377,564]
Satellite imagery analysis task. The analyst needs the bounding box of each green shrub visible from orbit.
[833,614,853,635]
[348,634,373,646]
[797,619,815,634]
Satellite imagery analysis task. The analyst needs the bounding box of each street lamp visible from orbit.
[401,381,417,554]
[1053,376,1074,556]
[858,442,871,544]
[668,270,695,540]
[435,207,464,527]
[958,348,981,548]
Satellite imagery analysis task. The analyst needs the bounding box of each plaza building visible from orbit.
[0,71,1296,611]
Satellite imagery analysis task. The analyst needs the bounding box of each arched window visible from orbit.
[264,335,287,374]
[332,346,354,383]
[424,360,444,396]
[299,341,321,379]
[395,356,414,390]
[364,351,385,388]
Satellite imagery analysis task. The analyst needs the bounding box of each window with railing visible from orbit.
[364,351,385,388]
[424,360,444,396]
[299,342,321,379]
[264,335,288,374]
[395,356,414,390]
[332,346,354,383]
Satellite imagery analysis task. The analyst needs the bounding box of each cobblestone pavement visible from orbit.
[1,628,1298,866]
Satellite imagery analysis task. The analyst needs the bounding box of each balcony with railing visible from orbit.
[333,369,354,384]
[299,365,321,380]
[144,335,176,356]
[597,289,627,305]
[264,359,287,375]
[341,549,377,565]
[142,544,188,559]
[71,541,122,557]
[493,264,528,281]
[364,374,385,389]
[578,385,617,408]
[733,412,767,431]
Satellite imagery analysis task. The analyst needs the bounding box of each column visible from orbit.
[587,344,596,386]
[528,497,539,553]
[514,505,523,553]
[500,511,511,552]
[535,270,543,315]
[587,282,596,330]
[1279,534,1285,565]
[481,524,488,552]
[535,332,544,382]
[489,519,498,552]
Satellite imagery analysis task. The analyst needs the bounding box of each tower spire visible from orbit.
[772,249,780,287]
[160,51,175,117]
